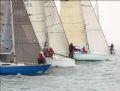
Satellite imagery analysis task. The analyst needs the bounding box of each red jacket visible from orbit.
[38,53,45,60]
[48,48,54,55]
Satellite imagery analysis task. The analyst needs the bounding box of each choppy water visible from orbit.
[1,56,120,91]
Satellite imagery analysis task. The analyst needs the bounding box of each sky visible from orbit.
[55,0,120,53]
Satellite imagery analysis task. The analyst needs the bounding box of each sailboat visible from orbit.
[0,0,51,75]
[60,0,110,61]
[24,0,75,67]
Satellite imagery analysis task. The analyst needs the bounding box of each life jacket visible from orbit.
[38,52,45,64]
[38,53,44,60]
[82,47,87,53]
[48,47,54,56]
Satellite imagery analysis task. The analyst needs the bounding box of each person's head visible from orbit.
[70,43,73,45]
[111,43,114,46]
[40,51,43,54]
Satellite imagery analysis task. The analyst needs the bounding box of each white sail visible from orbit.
[60,0,109,55]
[11,0,40,63]
[80,0,109,54]
[24,0,47,49]
[60,0,87,47]
[44,0,69,56]
[0,0,12,53]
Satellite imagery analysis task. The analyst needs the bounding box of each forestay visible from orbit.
[44,0,69,56]
[0,0,12,53]
[12,0,40,63]
[80,0,109,54]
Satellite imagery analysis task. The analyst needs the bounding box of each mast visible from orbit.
[10,0,16,63]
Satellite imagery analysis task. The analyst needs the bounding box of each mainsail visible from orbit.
[60,0,87,47]
[44,0,69,56]
[80,0,109,54]
[11,0,40,63]
[0,0,12,53]
[25,0,69,56]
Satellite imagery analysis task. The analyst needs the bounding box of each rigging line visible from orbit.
[47,22,61,27]
[60,22,83,24]
[95,0,100,21]
[48,32,65,33]
[79,0,90,49]
[54,0,70,45]
[43,1,50,47]
[28,1,44,48]
[48,0,69,45]
[22,0,40,61]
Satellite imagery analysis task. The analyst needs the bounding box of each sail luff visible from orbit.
[24,0,47,49]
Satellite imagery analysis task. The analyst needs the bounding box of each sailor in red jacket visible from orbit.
[48,47,54,58]
[82,46,88,54]
[38,51,45,64]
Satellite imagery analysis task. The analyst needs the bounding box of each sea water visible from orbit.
[1,56,120,91]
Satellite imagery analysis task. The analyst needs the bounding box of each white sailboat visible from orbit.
[24,0,75,67]
[60,0,110,61]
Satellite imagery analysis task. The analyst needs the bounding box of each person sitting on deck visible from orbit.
[37,51,46,64]
[82,46,88,54]
[69,43,75,58]
[47,47,54,58]
[74,45,81,53]
[109,43,115,55]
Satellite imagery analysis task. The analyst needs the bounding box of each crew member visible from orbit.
[38,51,45,64]
[110,43,114,54]
[48,47,54,58]
[69,43,74,58]
[82,46,87,53]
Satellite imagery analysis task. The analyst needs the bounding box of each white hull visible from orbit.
[46,55,76,67]
[0,62,25,66]
[74,53,110,61]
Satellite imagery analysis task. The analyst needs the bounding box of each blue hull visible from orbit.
[0,64,51,75]
[74,53,110,61]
